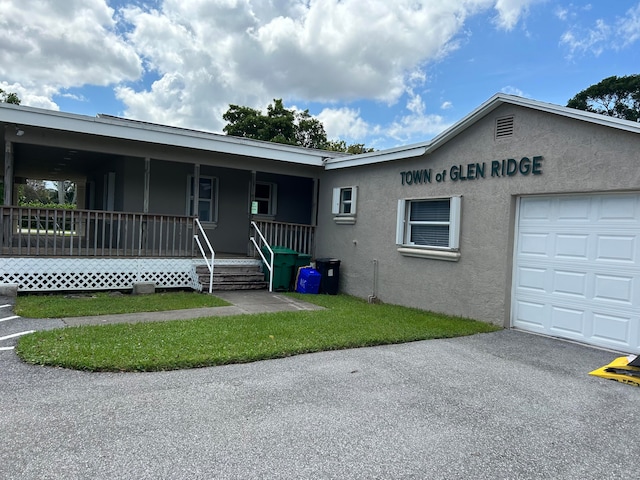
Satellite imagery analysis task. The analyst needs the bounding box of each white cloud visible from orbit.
[441,101,453,110]
[559,3,640,57]
[0,81,59,110]
[113,0,544,132]
[560,18,611,57]
[555,7,569,21]
[382,88,453,144]
[493,0,543,30]
[317,107,372,141]
[501,86,527,97]
[0,0,142,106]
[1,0,542,140]
[617,3,640,47]
[386,111,452,143]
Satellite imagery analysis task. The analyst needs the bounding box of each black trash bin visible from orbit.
[315,258,341,295]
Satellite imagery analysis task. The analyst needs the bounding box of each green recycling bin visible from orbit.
[262,246,298,291]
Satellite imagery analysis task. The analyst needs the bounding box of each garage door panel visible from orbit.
[513,300,547,331]
[514,194,640,354]
[519,232,550,256]
[591,312,631,347]
[593,274,633,304]
[552,270,587,297]
[520,198,553,220]
[595,235,636,264]
[599,195,639,220]
[558,197,591,220]
[516,266,547,292]
[555,234,589,259]
[550,306,586,336]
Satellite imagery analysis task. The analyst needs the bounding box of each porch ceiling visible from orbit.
[12,143,114,181]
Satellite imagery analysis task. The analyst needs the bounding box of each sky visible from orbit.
[1,0,639,150]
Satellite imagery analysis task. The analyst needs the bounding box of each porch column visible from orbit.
[312,177,319,225]
[193,164,200,217]
[143,157,150,213]
[75,182,86,209]
[247,171,257,256]
[250,170,257,215]
[4,141,14,206]
[311,177,319,257]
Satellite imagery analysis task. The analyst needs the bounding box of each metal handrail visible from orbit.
[194,218,215,293]
[250,221,274,292]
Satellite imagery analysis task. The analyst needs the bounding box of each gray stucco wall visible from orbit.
[148,160,252,254]
[316,105,640,326]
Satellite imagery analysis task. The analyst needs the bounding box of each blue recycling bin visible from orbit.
[295,267,321,294]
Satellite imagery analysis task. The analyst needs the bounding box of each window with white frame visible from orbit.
[332,186,357,215]
[254,182,277,216]
[396,196,461,250]
[187,175,218,223]
[331,186,358,225]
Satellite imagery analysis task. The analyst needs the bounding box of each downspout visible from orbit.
[368,258,379,304]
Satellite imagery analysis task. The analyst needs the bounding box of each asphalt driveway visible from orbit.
[1,327,637,480]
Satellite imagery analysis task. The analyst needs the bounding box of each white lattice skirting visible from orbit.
[0,258,201,293]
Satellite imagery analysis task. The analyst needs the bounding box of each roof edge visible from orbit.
[323,93,640,170]
[0,102,331,166]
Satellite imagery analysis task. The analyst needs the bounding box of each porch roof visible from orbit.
[1,103,336,167]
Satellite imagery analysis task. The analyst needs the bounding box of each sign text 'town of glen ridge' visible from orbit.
[400,156,543,185]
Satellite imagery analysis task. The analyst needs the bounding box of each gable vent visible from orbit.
[495,115,514,139]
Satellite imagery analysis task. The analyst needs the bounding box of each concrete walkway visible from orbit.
[57,290,325,327]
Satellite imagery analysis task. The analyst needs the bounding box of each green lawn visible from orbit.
[16,293,500,372]
[14,291,230,318]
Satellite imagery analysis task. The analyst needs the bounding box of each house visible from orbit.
[2,94,639,354]
[1,103,332,292]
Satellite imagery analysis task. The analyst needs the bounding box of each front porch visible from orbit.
[0,206,315,293]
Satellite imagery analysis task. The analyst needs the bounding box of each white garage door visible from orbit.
[513,194,640,354]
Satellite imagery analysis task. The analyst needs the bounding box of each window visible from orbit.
[187,175,218,223]
[332,186,357,214]
[396,196,461,261]
[254,182,277,216]
[332,186,358,224]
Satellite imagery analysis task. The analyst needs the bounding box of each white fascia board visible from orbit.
[324,145,428,170]
[0,103,329,167]
[498,94,640,134]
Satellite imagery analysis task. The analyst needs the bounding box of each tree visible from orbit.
[18,180,55,204]
[223,99,328,149]
[0,88,21,105]
[325,140,374,154]
[567,74,640,122]
[222,99,373,152]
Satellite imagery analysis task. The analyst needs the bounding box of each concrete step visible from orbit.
[211,281,269,291]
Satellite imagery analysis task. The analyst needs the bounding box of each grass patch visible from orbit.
[14,291,230,318]
[16,294,500,372]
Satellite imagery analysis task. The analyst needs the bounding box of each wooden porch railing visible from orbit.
[251,220,315,255]
[0,206,197,257]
